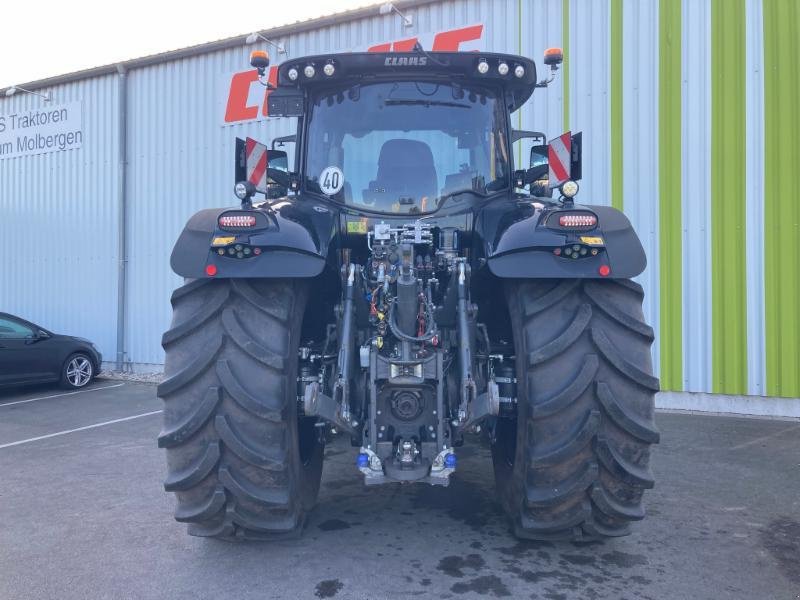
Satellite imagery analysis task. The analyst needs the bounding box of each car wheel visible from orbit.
[62,353,94,389]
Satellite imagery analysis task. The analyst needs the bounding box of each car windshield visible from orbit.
[304,81,510,214]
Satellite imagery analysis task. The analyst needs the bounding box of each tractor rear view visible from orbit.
[157,45,659,542]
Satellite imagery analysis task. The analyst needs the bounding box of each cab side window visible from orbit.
[0,318,34,339]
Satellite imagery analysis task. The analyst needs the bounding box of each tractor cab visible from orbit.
[235,49,568,214]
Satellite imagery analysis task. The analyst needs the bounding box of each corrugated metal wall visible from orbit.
[1,0,796,399]
[0,75,120,355]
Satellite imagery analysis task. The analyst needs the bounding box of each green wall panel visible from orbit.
[659,0,682,391]
[611,0,623,211]
[711,0,748,395]
[764,0,800,397]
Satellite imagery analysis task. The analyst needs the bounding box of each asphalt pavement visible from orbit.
[0,380,798,600]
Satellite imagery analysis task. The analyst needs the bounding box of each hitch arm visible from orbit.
[301,263,360,437]
[334,263,358,421]
[455,261,476,421]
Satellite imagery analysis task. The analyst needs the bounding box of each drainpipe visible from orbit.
[115,64,128,371]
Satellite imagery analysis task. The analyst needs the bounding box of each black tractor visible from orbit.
[157,46,659,542]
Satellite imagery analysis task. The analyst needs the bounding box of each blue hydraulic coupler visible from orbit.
[445,453,457,469]
[356,453,370,468]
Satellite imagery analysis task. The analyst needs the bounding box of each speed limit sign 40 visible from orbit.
[320,166,344,195]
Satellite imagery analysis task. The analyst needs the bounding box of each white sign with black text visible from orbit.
[0,101,83,159]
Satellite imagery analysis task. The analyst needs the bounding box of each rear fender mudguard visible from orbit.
[170,201,335,278]
[477,200,647,279]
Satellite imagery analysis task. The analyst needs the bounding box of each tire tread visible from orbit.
[499,278,659,541]
[158,278,321,540]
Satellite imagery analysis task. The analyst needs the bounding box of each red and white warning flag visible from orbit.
[548,131,572,188]
[245,137,268,193]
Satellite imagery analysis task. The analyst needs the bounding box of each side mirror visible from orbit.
[266,168,290,190]
[530,144,548,169]
[27,330,49,344]
[266,150,289,198]
[514,166,550,185]
[267,150,288,173]
[527,144,551,197]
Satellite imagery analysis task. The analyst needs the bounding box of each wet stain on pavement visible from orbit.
[503,566,584,588]
[599,550,648,568]
[314,579,344,598]
[411,477,501,530]
[760,517,800,584]
[496,540,553,559]
[560,553,595,566]
[437,554,486,578]
[318,519,351,531]
[450,574,511,597]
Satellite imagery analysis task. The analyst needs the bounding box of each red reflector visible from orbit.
[598,265,611,277]
[559,214,597,227]
[205,264,218,276]
[219,215,257,227]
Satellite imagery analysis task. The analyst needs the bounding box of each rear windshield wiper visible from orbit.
[436,188,489,207]
[383,100,470,109]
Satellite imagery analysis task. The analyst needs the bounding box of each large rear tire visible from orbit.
[493,279,660,541]
[157,278,324,540]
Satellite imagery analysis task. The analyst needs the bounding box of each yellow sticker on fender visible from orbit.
[347,221,368,234]
[211,236,236,246]
[580,236,604,246]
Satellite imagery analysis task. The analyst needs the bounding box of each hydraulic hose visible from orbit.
[388,299,437,342]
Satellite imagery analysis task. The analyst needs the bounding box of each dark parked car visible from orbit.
[0,312,102,389]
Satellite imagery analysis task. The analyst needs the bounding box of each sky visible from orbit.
[0,0,376,88]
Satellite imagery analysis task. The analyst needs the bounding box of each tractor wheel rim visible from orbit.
[67,357,92,387]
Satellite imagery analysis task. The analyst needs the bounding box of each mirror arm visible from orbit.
[511,129,547,144]
[272,134,296,150]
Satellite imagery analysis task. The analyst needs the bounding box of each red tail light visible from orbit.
[559,214,597,227]
[598,265,611,277]
[205,264,218,276]
[219,215,257,228]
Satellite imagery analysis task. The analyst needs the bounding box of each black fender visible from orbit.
[476,198,646,279]
[170,199,336,278]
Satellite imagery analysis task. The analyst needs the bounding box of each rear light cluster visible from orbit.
[559,214,597,228]
[216,244,262,259]
[219,215,257,228]
[546,211,599,232]
[553,244,601,259]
